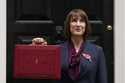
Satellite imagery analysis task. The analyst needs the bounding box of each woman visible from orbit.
[32,9,107,83]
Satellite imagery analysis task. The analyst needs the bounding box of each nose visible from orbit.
[76,21,80,26]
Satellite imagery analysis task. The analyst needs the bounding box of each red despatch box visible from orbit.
[13,45,61,79]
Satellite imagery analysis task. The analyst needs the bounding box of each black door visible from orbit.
[7,0,113,83]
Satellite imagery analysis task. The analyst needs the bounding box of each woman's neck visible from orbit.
[71,36,84,50]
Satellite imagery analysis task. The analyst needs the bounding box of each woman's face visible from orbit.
[70,16,86,37]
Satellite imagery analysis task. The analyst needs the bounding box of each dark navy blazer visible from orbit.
[57,41,107,83]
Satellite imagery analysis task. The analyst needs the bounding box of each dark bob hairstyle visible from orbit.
[64,9,91,41]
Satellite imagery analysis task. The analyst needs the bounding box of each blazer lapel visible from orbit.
[61,42,69,70]
[79,42,91,79]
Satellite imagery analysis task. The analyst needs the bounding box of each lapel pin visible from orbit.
[82,53,92,62]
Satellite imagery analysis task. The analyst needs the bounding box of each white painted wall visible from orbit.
[0,0,125,83]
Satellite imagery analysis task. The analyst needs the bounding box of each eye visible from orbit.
[80,19,85,22]
[71,19,77,22]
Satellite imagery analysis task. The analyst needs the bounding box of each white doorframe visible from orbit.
[0,0,125,83]
[114,0,125,83]
[0,0,6,83]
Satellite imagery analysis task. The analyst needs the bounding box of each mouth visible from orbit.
[75,28,81,32]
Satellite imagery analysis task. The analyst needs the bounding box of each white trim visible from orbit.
[0,0,6,83]
[114,0,125,83]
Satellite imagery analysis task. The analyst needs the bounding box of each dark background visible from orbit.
[7,0,114,83]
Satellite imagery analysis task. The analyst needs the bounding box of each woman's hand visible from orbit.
[31,37,47,46]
